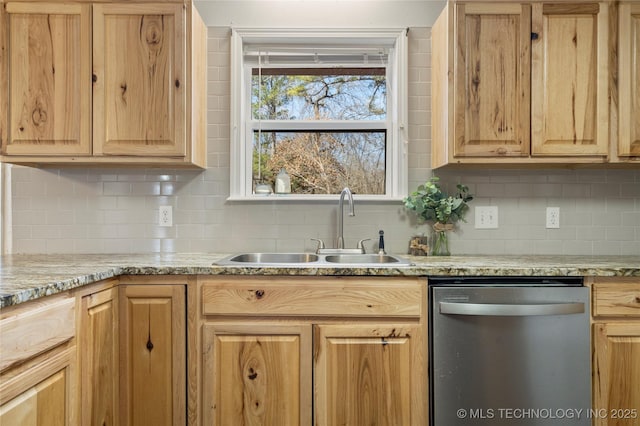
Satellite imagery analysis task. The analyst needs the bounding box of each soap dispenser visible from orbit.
[275,168,291,194]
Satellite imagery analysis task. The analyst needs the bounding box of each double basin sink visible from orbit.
[215,252,413,267]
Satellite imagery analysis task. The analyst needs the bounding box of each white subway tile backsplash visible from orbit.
[621,241,640,255]
[606,226,636,241]
[562,184,591,198]
[103,210,150,225]
[87,225,119,239]
[562,240,594,255]
[73,239,105,253]
[45,211,75,226]
[606,170,637,182]
[14,181,47,196]
[104,239,132,253]
[116,197,147,211]
[147,225,177,239]
[479,239,506,254]
[622,212,640,227]
[621,183,640,198]
[569,212,593,227]
[32,225,61,239]
[103,182,132,196]
[14,239,46,253]
[593,241,624,256]
[87,171,119,182]
[575,170,605,183]
[12,211,46,226]
[45,239,78,254]
[130,182,161,196]
[531,184,563,197]
[577,226,606,241]
[115,224,146,239]
[475,183,506,198]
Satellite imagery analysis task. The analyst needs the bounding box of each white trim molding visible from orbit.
[229,27,408,201]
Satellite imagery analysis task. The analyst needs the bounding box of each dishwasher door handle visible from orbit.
[439,301,585,316]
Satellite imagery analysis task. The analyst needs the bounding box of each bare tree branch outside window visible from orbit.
[252,68,387,195]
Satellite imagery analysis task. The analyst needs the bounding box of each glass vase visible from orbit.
[432,222,453,256]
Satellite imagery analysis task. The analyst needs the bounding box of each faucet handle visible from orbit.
[310,238,325,253]
[378,230,386,255]
[357,238,371,254]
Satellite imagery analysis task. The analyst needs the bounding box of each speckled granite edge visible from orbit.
[1,267,123,308]
[2,254,639,308]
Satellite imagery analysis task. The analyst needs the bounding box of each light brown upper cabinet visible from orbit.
[432,1,611,168]
[531,3,609,157]
[2,3,92,157]
[0,1,207,168]
[617,2,640,159]
[434,3,532,160]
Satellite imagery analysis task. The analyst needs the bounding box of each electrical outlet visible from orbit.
[546,207,560,229]
[475,206,499,229]
[159,206,173,227]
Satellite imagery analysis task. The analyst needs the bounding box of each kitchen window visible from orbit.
[229,29,408,200]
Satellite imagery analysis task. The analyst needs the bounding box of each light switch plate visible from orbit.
[475,206,499,229]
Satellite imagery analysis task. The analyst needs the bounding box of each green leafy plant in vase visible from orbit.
[403,176,473,256]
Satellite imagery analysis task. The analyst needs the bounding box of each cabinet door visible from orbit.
[453,3,531,158]
[315,324,426,426]
[618,2,640,157]
[93,4,186,157]
[593,322,640,426]
[80,287,119,426]
[202,323,312,426]
[119,284,186,426]
[531,3,609,156]
[0,369,67,426]
[3,3,91,156]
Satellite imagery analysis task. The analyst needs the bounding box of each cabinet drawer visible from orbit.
[0,297,75,371]
[201,277,423,318]
[592,281,640,317]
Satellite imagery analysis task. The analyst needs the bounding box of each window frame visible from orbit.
[229,28,408,201]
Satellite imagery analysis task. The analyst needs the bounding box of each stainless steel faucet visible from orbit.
[312,187,365,254]
[336,187,355,249]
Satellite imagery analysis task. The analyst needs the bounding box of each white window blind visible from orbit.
[243,46,391,67]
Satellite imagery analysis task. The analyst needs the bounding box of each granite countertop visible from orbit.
[1,253,639,308]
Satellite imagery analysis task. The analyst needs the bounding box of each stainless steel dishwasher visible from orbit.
[429,276,590,425]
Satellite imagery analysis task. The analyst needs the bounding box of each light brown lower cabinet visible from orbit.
[200,276,428,426]
[0,295,77,426]
[0,367,69,426]
[77,278,190,426]
[79,285,119,426]
[0,278,191,426]
[315,323,424,425]
[10,273,640,426]
[119,284,186,426]
[202,323,312,425]
[591,278,640,426]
